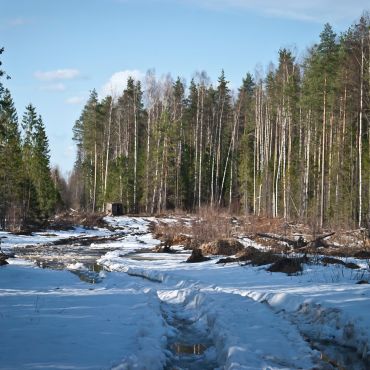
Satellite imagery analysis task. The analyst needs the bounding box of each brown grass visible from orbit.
[201,238,245,256]
[151,207,370,258]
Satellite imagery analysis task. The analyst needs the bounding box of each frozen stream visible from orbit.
[1,216,370,369]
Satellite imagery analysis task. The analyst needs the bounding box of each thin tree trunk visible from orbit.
[103,98,113,202]
[93,141,97,212]
[358,35,364,227]
[320,76,327,228]
[133,89,138,213]
[198,87,204,209]
[145,109,151,212]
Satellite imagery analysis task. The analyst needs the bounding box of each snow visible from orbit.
[1,216,370,369]
[0,265,167,370]
[0,226,110,253]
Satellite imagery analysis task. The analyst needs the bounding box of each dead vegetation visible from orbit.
[152,210,369,258]
[151,210,370,275]
[201,239,245,256]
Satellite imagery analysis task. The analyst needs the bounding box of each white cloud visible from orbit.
[7,17,29,27]
[184,0,369,23]
[101,70,144,98]
[34,69,81,81]
[65,96,85,105]
[40,83,66,92]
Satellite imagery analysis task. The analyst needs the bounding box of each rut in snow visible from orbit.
[158,289,219,370]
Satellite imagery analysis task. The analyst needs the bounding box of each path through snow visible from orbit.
[1,216,370,369]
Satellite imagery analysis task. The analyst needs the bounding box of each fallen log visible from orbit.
[310,232,335,248]
[256,233,307,248]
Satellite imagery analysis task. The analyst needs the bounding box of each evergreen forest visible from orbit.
[0,48,59,230]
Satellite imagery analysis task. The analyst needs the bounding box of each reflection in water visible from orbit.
[70,263,104,284]
[172,343,207,355]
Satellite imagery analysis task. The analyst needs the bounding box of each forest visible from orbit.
[70,18,370,229]
[1,15,370,231]
[0,48,59,230]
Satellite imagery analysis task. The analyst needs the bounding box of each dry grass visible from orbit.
[201,238,245,256]
[152,207,237,248]
[151,207,370,258]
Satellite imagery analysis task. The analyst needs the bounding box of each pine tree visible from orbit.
[0,89,23,228]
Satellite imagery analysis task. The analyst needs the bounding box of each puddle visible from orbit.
[33,259,105,284]
[70,268,103,284]
[86,262,104,272]
[172,343,207,355]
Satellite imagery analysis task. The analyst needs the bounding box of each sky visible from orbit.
[1,0,369,176]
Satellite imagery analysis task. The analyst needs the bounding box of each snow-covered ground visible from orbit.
[0,226,110,254]
[1,216,369,369]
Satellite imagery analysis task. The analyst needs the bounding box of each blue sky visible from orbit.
[1,0,368,175]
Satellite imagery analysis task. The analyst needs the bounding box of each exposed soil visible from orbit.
[186,249,211,263]
[321,256,346,266]
[320,257,360,269]
[216,247,282,266]
[0,252,9,266]
[267,257,303,275]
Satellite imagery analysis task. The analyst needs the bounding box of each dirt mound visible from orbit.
[321,257,360,269]
[154,244,175,253]
[216,247,283,266]
[344,262,360,269]
[216,257,238,264]
[353,251,370,259]
[186,249,210,263]
[201,238,245,256]
[154,233,192,249]
[0,253,9,266]
[356,280,369,284]
[248,251,282,266]
[267,257,303,275]
[321,257,346,266]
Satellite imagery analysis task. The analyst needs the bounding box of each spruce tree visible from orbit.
[22,104,57,222]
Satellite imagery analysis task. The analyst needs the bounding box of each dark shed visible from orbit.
[106,203,124,216]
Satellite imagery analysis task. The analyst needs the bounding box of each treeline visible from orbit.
[71,16,370,228]
[0,48,60,230]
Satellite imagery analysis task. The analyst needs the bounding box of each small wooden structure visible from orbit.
[106,202,124,216]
